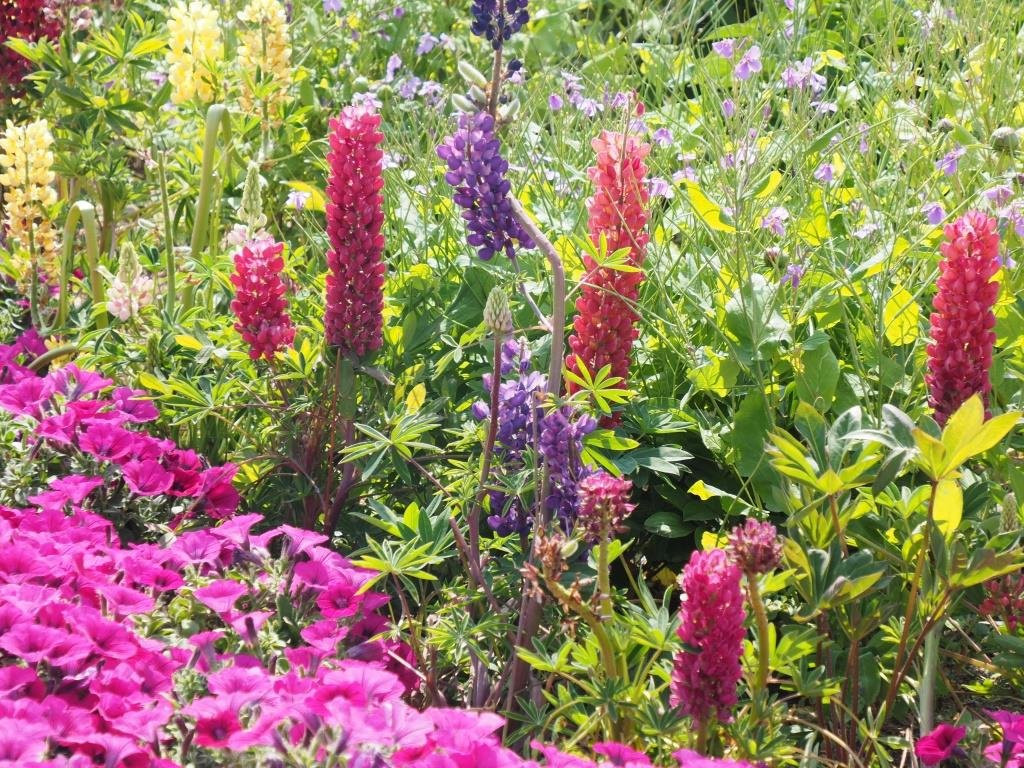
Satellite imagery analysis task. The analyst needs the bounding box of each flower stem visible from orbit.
[468,334,503,578]
[185,104,228,311]
[920,623,939,734]
[157,151,176,316]
[747,573,771,702]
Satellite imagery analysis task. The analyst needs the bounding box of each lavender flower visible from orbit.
[548,93,563,110]
[984,184,1014,207]
[323,0,342,11]
[734,45,762,80]
[780,57,825,93]
[814,162,834,182]
[652,127,673,147]
[286,190,310,210]
[416,33,439,54]
[937,145,965,176]
[922,201,946,225]
[712,38,736,58]
[384,54,401,82]
[858,122,870,153]
[722,98,735,118]
[437,112,535,260]
[470,0,529,50]
[761,206,789,236]
[782,263,805,288]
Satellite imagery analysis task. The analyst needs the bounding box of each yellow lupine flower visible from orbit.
[237,0,292,115]
[166,1,224,104]
[0,119,58,277]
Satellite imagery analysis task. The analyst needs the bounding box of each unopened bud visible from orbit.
[457,60,489,89]
[499,97,520,122]
[992,126,1020,152]
[935,117,955,133]
[468,85,488,106]
[483,287,514,336]
[452,94,476,113]
[1001,492,1019,533]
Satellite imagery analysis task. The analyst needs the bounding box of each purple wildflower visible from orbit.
[814,163,833,182]
[652,127,673,147]
[780,57,825,93]
[722,98,735,118]
[384,54,401,82]
[548,93,563,110]
[416,33,440,54]
[782,263,805,288]
[711,38,736,58]
[539,406,596,528]
[647,177,673,199]
[734,45,762,80]
[437,112,535,260]
[286,190,310,210]
[323,0,342,11]
[761,206,789,236]
[937,145,965,176]
[922,202,946,225]
[858,123,870,153]
[984,184,1014,207]
[470,0,529,50]
[728,518,782,575]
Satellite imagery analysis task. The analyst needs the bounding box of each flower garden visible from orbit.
[1,0,1024,765]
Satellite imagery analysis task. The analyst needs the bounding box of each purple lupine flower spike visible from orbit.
[437,112,535,261]
[470,0,529,50]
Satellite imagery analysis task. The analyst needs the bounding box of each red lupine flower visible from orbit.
[566,129,650,427]
[0,0,61,100]
[980,572,1024,633]
[229,239,296,361]
[925,210,1001,425]
[670,548,746,729]
[577,471,635,543]
[325,105,386,357]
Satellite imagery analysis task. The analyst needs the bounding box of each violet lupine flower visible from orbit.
[922,201,946,225]
[937,145,965,176]
[539,406,596,528]
[926,211,1001,425]
[324,105,386,357]
[577,471,634,544]
[728,518,782,575]
[470,0,529,50]
[437,112,535,260]
[733,45,762,80]
[671,548,746,729]
[761,206,789,236]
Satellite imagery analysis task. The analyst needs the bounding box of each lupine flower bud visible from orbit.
[437,112,534,261]
[0,119,58,277]
[484,287,514,336]
[671,548,746,729]
[925,211,1001,425]
[566,129,650,427]
[577,471,634,544]
[470,0,529,50]
[539,406,597,528]
[728,518,782,575]
[166,1,224,104]
[239,162,267,232]
[104,242,155,322]
[230,239,295,360]
[324,105,386,357]
[1001,492,1019,534]
[979,573,1024,633]
[238,0,292,115]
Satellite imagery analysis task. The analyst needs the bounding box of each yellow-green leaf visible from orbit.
[137,372,168,394]
[941,397,1020,473]
[405,383,426,413]
[689,480,716,500]
[684,182,736,233]
[883,286,920,345]
[174,334,204,351]
[701,531,729,550]
[933,478,963,538]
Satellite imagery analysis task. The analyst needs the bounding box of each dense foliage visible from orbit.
[2,0,1024,765]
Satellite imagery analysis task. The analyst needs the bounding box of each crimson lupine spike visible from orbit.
[566,129,650,427]
[0,0,61,100]
[925,210,1001,425]
[577,471,634,544]
[325,105,386,357]
[670,548,746,730]
[437,112,534,261]
[229,240,295,361]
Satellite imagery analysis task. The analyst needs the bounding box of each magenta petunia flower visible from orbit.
[110,387,160,423]
[670,548,746,728]
[915,723,966,765]
[49,474,104,505]
[122,459,175,496]
[184,697,244,748]
[193,579,248,614]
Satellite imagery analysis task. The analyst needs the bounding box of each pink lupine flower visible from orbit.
[674,749,758,767]
[325,104,386,357]
[577,471,635,543]
[925,210,1001,425]
[728,518,782,575]
[229,239,295,361]
[566,129,650,427]
[670,548,746,729]
[980,572,1024,632]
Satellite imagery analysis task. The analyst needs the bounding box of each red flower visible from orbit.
[229,239,295,361]
[325,105,386,357]
[915,723,966,766]
[0,0,61,99]
[566,130,650,427]
[925,210,1001,425]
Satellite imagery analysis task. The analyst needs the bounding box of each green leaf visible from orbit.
[644,511,691,538]
[933,478,963,538]
[940,397,1020,475]
[684,181,736,233]
[795,339,839,410]
[731,390,772,477]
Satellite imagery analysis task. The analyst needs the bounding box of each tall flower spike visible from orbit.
[237,0,292,115]
[925,210,1000,425]
[566,129,650,427]
[671,548,746,730]
[166,0,224,104]
[437,112,534,261]
[104,242,155,322]
[470,0,529,50]
[0,119,59,278]
[230,239,295,360]
[325,105,386,357]
[0,0,61,100]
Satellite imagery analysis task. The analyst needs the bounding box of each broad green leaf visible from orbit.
[933,478,963,538]
[883,286,920,345]
[405,383,426,413]
[644,511,690,538]
[684,181,736,233]
[174,334,204,351]
[941,396,1020,474]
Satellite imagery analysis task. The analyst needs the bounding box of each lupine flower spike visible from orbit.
[324,105,386,357]
[166,1,223,104]
[230,239,295,360]
[566,128,650,427]
[671,549,746,737]
[925,211,1000,425]
[237,0,292,115]
[0,119,58,278]
[0,0,60,99]
[470,0,529,50]
[437,112,534,261]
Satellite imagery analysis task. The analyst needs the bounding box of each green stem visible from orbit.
[56,201,102,330]
[920,624,939,734]
[597,537,613,622]
[747,573,772,703]
[185,104,229,311]
[157,151,176,316]
[27,344,78,372]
